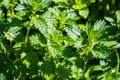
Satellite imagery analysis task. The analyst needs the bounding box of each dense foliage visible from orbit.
[0,0,120,80]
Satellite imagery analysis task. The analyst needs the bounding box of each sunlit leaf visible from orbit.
[79,7,89,19]
[29,33,47,47]
[65,25,81,40]
[4,26,21,41]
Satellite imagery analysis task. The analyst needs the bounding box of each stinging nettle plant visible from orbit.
[0,0,120,80]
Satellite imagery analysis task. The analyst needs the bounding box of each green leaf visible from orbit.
[48,7,60,19]
[65,25,81,40]
[22,59,31,68]
[62,47,75,58]
[65,9,76,20]
[56,66,71,79]
[4,26,21,41]
[81,0,96,4]
[74,41,85,49]
[93,20,109,39]
[41,60,55,75]
[1,0,10,9]
[20,0,31,5]
[47,40,63,58]
[60,36,76,46]
[65,19,76,25]
[0,54,14,78]
[79,7,89,19]
[113,43,120,49]
[37,0,52,11]
[22,52,38,68]
[0,73,7,80]
[49,7,76,24]
[15,4,26,11]
[93,20,106,31]
[21,52,39,76]
[116,10,120,22]
[73,0,87,10]
[90,0,96,2]
[32,16,48,37]
[92,50,109,59]
[104,16,116,26]
[42,10,58,35]
[85,65,102,79]
[32,0,52,12]
[104,17,114,23]
[29,33,47,47]
[102,41,118,47]
[52,0,68,3]
[0,9,4,22]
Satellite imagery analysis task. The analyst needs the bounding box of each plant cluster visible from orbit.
[0,0,120,80]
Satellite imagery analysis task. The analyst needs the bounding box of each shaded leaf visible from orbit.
[56,66,71,79]
[41,60,55,75]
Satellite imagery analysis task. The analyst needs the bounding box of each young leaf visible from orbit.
[79,7,89,19]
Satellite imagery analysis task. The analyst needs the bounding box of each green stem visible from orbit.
[82,60,88,80]
[11,0,15,18]
[25,27,30,45]
[0,41,6,53]
[115,50,119,79]
[10,41,12,46]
